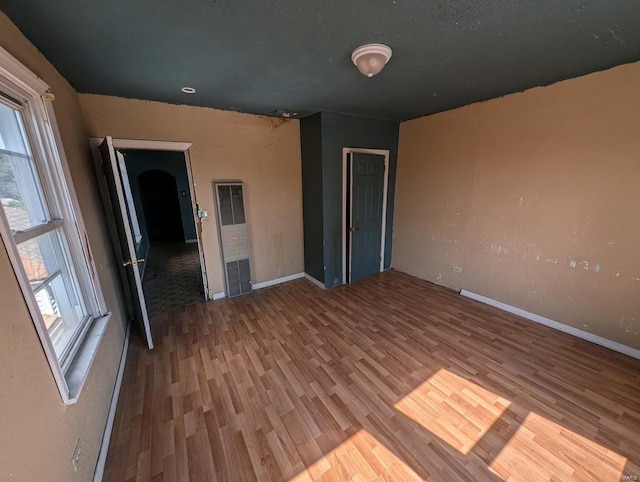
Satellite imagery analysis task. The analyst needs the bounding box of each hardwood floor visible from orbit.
[103,270,640,481]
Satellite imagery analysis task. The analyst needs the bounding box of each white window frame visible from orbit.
[0,46,110,405]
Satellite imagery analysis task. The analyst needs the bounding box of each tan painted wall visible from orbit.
[394,62,640,349]
[78,94,304,296]
[0,12,129,481]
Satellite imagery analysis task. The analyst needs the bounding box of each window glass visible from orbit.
[0,101,30,154]
[17,219,87,360]
[0,103,48,232]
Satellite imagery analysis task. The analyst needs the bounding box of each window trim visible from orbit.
[0,46,110,405]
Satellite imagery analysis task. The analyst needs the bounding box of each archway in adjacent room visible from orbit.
[138,170,184,243]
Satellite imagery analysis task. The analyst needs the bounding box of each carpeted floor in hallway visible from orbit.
[142,242,204,315]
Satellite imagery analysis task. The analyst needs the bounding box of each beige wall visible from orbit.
[394,62,640,349]
[78,95,304,296]
[0,12,129,481]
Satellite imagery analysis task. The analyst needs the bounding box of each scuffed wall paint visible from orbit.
[269,232,285,277]
[393,61,640,349]
[78,94,304,296]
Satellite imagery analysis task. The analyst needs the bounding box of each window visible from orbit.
[0,47,109,404]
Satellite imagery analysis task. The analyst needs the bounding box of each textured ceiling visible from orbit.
[1,0,639,121]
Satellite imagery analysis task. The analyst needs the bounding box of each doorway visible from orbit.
[342,148,390,284]
[121,149,204,315]
[91,138,209,349]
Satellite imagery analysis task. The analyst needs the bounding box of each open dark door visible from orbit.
[95,137,153,349]
[349,152,385,284]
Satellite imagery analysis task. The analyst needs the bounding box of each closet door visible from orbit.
[215,183,252,297]
[349,152,385,284]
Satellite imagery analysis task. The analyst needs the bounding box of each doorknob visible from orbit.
[122,258,145,267]
[349,226,360,232]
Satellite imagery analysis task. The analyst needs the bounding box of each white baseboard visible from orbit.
[252,272,304,290]
[211,273,307,300]
[304,273,325,289]
[93,321,131,482]
[460,289,640,360]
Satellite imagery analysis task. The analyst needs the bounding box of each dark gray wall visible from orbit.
[122,150,196,258]
[320,112,399,287]
[300,113,325,283]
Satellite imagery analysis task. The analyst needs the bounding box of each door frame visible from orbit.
[342,147,390,284]
[89,138,209,300]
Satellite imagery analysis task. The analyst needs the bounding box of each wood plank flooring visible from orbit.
[103,270,640,481]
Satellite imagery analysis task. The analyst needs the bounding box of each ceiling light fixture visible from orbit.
[351,43,392,77]
[181,87,196,94]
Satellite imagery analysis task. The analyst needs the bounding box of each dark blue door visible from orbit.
[349,152,384,283]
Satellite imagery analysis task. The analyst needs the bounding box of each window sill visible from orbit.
[63,312,112,405]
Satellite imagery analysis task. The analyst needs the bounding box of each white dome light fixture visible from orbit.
[351,43,392,78]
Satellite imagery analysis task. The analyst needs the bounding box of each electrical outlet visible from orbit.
[72,439,81,471]
[452,265,463,274]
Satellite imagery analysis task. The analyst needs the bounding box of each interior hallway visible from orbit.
[142,242,204,315]
[104,270,640,481]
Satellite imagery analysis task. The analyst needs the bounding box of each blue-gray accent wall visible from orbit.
[300,112,399,288]
[300,113,325,284]
[122,150,196,260]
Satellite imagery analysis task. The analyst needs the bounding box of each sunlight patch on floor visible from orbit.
[489,411,627,481]
[289,430,423,482]
[394,368,511,455]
